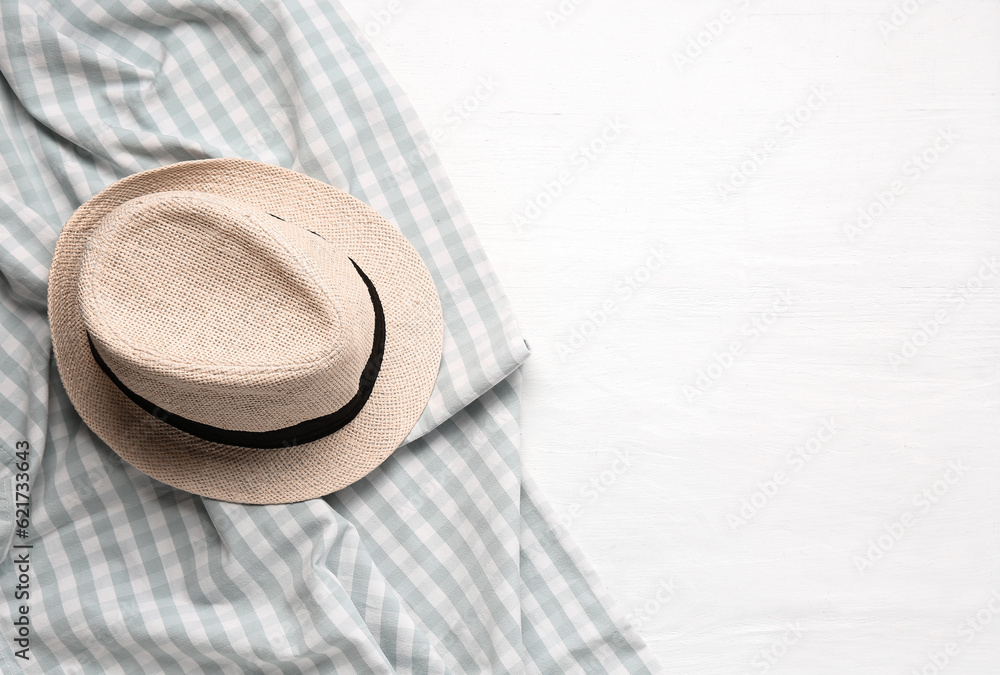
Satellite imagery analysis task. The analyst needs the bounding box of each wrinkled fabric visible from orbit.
[0,0,663,672]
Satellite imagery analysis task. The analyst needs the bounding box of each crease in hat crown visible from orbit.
[76,189,379,434]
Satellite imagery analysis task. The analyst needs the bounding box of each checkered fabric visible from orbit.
[0,0,664,672]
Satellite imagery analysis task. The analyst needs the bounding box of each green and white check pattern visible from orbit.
[0,0,663,672]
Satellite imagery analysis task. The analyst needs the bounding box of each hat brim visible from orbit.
[48,158,444,504]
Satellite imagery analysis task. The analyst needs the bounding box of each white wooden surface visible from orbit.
[339,1,1000,672]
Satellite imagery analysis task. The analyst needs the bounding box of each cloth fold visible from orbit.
[0,0,663,671]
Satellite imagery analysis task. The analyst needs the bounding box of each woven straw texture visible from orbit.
[48,158,444,504]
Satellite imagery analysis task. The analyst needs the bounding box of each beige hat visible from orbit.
[48,158,444,505]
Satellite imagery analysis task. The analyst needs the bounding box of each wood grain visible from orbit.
[342,1,1000,671]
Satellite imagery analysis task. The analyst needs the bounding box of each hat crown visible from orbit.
[77,191,377,433]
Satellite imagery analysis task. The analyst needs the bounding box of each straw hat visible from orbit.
[48,158,444,504]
